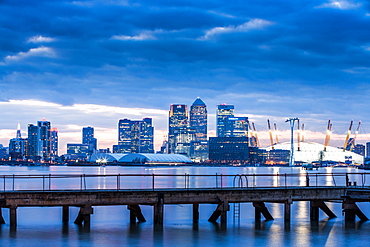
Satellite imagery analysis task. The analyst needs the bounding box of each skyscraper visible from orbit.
[27,119,55,161]
[217,104,234,137]
[50,128,58,158]
[168,104,188,153]
[116,118,154,153]
[9,124,28,159]
[190,97,207,141]
[82,126,97,152]
[224,117,248,137]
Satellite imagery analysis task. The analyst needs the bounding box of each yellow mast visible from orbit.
[252,122,260,148]
[297,119,301,151]
[247,121,256,147]
[274,123,279,144]
[267,119,274,150]
[324,119,332,151]
[343,120,353,152]
[349,121,361,152]
[301,123,305,142]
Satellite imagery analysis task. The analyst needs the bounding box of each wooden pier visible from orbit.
[0,173,370,228]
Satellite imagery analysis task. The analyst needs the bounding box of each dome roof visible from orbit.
[89,153,192,164]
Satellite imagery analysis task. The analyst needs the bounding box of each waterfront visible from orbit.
[1,166,370,246]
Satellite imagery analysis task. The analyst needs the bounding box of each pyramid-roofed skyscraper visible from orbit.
[190,97,207,141]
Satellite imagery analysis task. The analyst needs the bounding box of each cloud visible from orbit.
[4,47,56,62]
[111,33,156,41]
[199,18,274,40]
[27,35,56,43]
[315,0,362,10]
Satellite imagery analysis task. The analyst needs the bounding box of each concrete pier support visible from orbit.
[0,208,5,224]
[310,200,336,221]
[62,206,69,223]
[208,202,230,224]
[154,193,164,225]
[343,201,369,221]
[253,202,274,221]
[284,201,292,223]
[127,205,146,223]
[10,205,17,228]
[193,203,199,222]
[74,205,94,227]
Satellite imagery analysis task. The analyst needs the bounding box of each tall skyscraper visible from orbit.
[50,128,58,158]
[168,104,188,153]
[116,118,154,153]
[82,126,97,152]
[217,104,234,137]
[190,97,207,141]
[224,117,248,137]
[9,124,28,159]
[27,119,56,160]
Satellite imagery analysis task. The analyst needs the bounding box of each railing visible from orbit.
[1,173,369,192]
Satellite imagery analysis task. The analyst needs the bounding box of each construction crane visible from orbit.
[274,123,279,144]
[349,121,361,152]
[267,119,274,150]
[323,119,332,151]
[343,120,353,152]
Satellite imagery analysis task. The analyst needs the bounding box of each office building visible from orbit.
[224,117,248,137]
[50,128,58,158]
[116,118,154,153]
[354,144,365,156]
[9,124,28,159]
[168,104,188,153]
[217,104,234,137]
[27,119,57,161]
[190,98,207,141]
[82,126,97,152]
[366,142,370,158]
[208,137,249,164]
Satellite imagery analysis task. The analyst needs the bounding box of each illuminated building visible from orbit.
[208,137,249,164]
[367,142,370,158]
[190,98,207,141]
[27,119,57,161]
[173,126,195,156]
[168,104,188,153]
[50,128,58,158]
[116,118,154,153]
[67,144,90,155]
[9,124,28,159]
[354,144,365,156]
[217,104,234,137]
[224,117,248,137]
[82,126,97,153]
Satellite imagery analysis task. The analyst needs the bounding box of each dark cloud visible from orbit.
[0,0,370,134]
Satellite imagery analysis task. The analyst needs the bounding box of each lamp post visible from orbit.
[286,118,299,167]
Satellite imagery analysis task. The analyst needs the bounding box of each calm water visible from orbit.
[0,165,370,247]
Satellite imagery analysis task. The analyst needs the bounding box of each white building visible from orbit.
[265,141,364,165]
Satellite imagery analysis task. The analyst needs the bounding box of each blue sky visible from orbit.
[1,0,370,153]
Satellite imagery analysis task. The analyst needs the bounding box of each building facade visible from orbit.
[27,119,57,161]
[208,137,249,164]
[217,104,234,137]
[190,98,207,141]
[82,126,97,153]
[168,104,188,153]
[116,118,154,153]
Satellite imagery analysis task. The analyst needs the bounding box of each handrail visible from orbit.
[0,172,368,192]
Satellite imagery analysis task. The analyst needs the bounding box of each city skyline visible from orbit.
[1,1,370,153]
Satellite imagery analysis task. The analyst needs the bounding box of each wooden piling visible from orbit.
[10,205,17,227]
[193,203,199,222]
[127,205,146,223]
[253,202,274,221]
[154,193,164,225]
[0,208,5,224]
[62,206,69,223]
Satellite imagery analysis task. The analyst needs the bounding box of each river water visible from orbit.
[0,165,370,247]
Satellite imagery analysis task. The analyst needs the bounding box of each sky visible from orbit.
[1,0,370,154]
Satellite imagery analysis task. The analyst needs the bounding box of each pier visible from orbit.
[0,172,370,228]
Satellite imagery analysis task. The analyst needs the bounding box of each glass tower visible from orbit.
[82,126,97,152]
[190,97,207,141]
[217,104,234,137]
[168,104,188,153]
